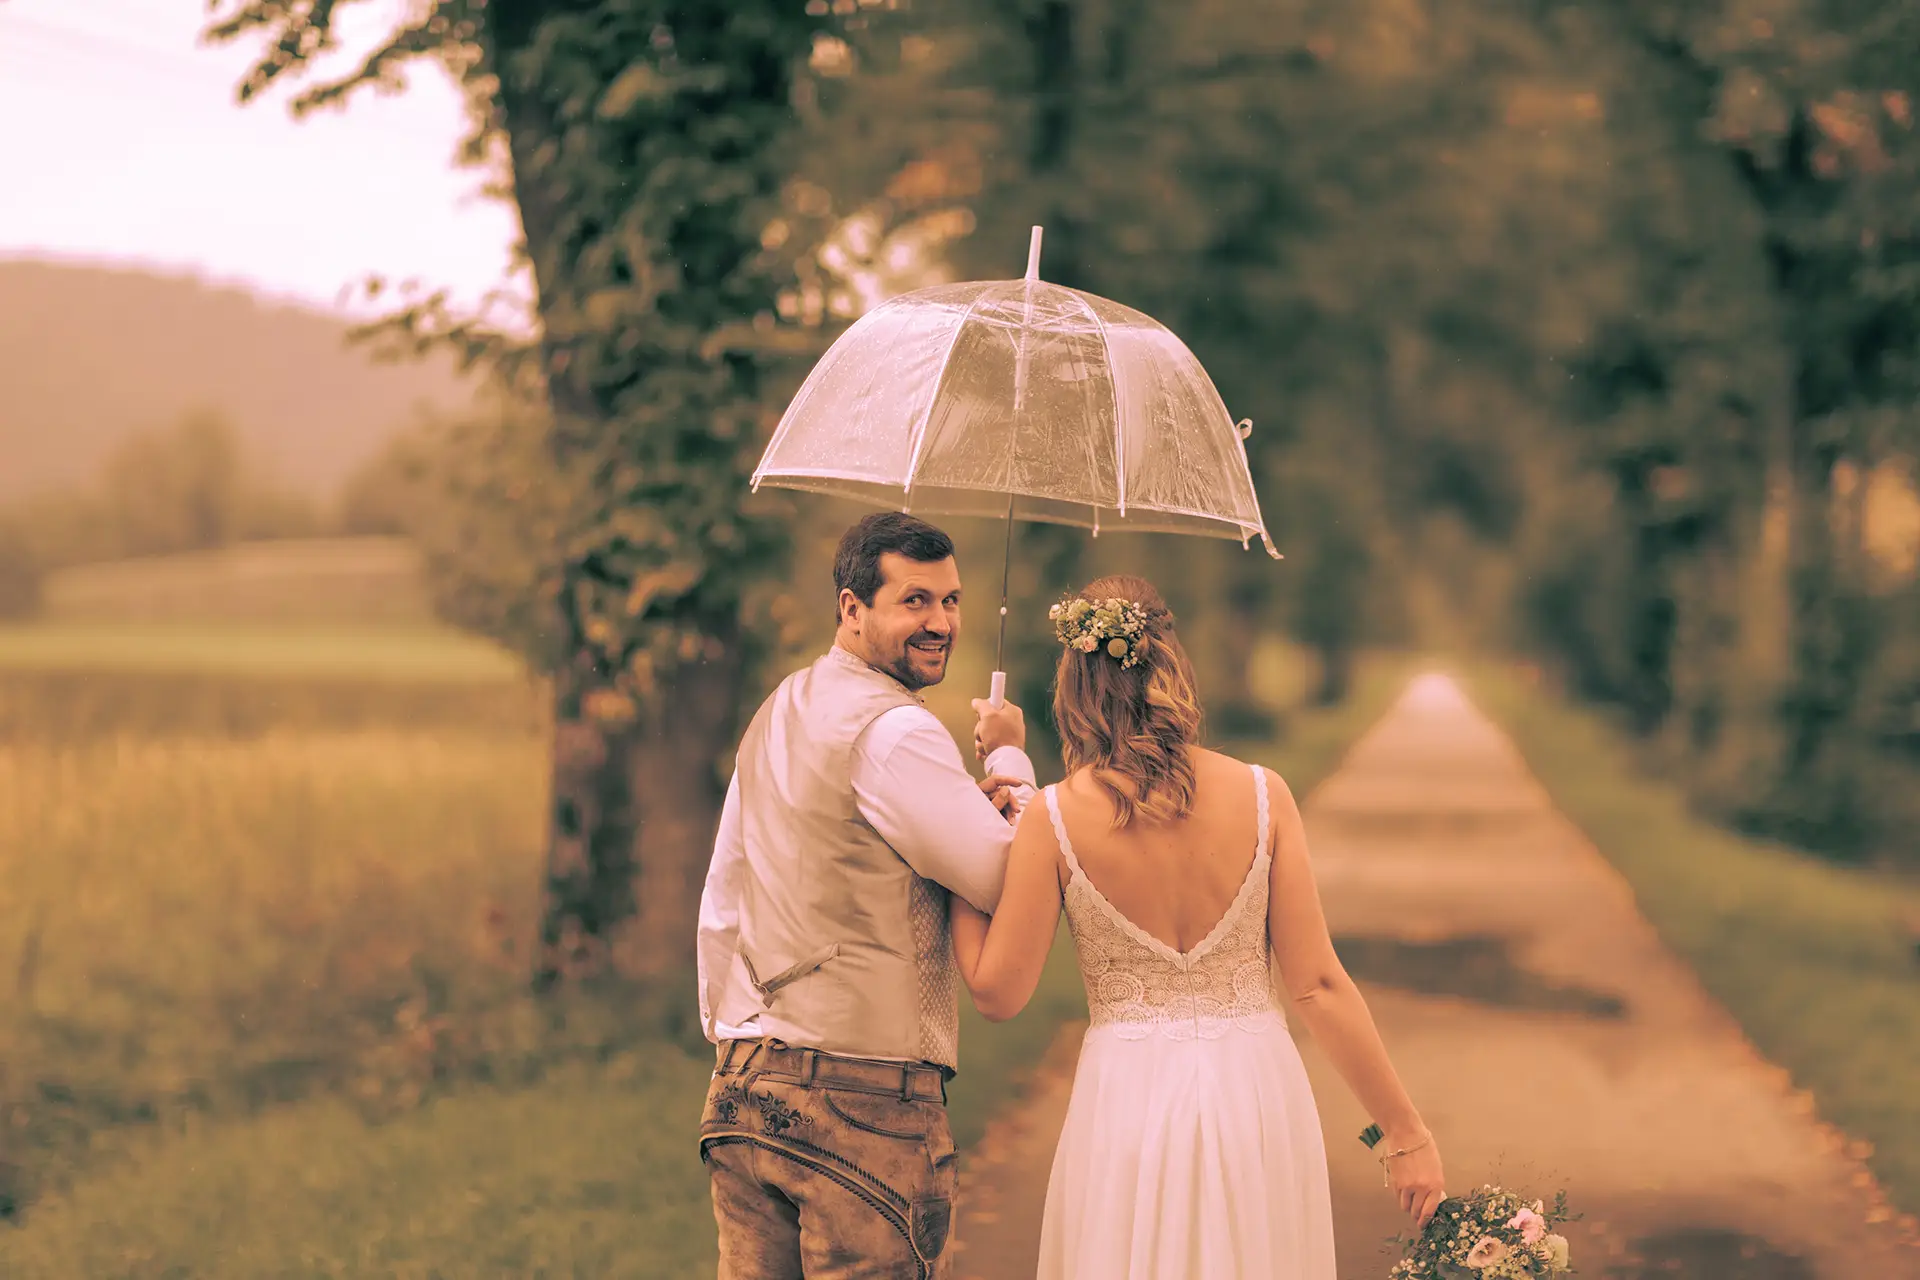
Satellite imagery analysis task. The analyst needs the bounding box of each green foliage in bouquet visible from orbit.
[1388,1185,1578,1279]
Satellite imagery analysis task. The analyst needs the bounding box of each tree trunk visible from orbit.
[538,657,641,987]
[1206,552,1282,738]
[535,604,751,992]
[1779,428,1845,778]
[625,645,747,980]
[1311,645,1352,707]
[488,5,757,987]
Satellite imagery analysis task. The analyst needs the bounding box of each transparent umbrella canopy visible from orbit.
[753,227,1278,703]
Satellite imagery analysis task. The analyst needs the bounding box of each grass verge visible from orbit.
[0,1054,717,1279]
[1464,662,1920,1220]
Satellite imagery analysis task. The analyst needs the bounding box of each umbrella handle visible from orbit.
[989,670,1007,708]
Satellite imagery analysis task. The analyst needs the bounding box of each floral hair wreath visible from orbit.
[1049,595,1154,669]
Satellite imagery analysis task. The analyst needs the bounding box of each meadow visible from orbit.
[35,538,437,628]
[0,543,1409,1276]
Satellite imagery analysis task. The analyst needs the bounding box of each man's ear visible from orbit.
[837,588,860,626]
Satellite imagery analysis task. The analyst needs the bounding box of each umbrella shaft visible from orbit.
[995,493,1016,674]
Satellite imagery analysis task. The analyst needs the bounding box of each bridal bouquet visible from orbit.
[1387,1185,1576,1279]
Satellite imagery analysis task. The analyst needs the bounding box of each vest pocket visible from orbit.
[743,941,842,1002]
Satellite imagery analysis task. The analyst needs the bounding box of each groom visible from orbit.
[696,511,1036,1279]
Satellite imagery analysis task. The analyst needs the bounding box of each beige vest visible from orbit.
[717,646,961,1069]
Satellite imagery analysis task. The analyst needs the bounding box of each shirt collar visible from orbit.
[827,642,924,702]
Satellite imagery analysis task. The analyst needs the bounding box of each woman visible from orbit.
[951,575,1446,1279]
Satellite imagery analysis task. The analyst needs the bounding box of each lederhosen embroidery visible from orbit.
[701,1134,932,1278]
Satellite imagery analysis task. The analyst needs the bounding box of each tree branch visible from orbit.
[203,0,481,117]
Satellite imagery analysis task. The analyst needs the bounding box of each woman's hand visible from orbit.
[976,772,1024,821]
[1384,1132,1446,1230]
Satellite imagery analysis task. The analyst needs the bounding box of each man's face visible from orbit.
[841,552,962,691]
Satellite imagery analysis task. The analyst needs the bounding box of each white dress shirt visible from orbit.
[697,699,1038,1045]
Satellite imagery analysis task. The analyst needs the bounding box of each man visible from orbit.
[697,512,1035,1279]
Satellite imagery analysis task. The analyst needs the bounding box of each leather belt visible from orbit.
[715,1038,948,1104]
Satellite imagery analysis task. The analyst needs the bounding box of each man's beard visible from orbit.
[887,635,950,691]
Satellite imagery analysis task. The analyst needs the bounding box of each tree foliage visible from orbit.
[1516,0,1920,860]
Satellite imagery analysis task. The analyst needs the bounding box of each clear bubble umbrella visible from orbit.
[753,227,1279,705]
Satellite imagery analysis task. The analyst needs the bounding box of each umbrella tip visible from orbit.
[1026,226,1044,282]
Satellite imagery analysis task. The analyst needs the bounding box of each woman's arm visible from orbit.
[949,803,1065,1021]
[1263,768,1447,1228]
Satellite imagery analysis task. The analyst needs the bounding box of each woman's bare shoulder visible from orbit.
[1190,746,1264,777]
[1193,749,1295,801]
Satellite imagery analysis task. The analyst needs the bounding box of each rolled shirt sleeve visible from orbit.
[851,705,1039,914]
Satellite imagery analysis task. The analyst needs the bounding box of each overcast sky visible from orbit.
[0,1,526,320]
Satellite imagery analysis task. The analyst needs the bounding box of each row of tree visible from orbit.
[0,411,350,618]
[198,0,1920,989]
[1504,2,1920,862]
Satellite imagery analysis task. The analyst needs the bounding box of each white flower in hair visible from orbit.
[1050,595,1152,669]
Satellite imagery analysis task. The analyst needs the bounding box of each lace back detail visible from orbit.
[1047,764,1281,1040]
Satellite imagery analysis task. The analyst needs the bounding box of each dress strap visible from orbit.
[1042,784,1084,879]
[1251,762,1271,861]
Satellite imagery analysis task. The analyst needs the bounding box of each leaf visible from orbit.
[624,564,704,618]
[598,62,667,118]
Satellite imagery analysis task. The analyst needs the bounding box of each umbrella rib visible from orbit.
[1069,291,1127,517]
[753,305,888,490]
[903,286,1005,498]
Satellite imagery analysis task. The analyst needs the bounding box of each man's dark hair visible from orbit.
[833,512,956,620]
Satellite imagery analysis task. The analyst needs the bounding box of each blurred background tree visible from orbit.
[0,520,43,622]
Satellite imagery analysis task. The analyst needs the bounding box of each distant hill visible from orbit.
[0,259,476,499]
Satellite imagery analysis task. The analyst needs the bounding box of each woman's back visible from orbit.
[1043,749,1279,1042]
[1037,749,1335,1278]
[1051,747,1265,955]
[947,572,1340,1277]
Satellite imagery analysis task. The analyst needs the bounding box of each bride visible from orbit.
[951,575,1446,1279]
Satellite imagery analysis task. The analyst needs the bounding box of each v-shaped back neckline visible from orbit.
[1043,763,1271,967]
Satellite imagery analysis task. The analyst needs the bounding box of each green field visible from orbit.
[0,620,523,681]
[37,537,436,627]
[0,603,1408,1275]
[1466,664,1920,1220]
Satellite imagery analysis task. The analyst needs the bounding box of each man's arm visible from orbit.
[853,705,1036,913]
[695,771,746,1043]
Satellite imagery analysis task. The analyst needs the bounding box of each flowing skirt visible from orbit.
[1036,1012,1336,1279]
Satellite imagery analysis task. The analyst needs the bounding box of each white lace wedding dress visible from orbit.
[1035,763,1336,1279]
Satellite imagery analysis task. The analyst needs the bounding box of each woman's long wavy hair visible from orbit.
[1051,575,1203,828]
